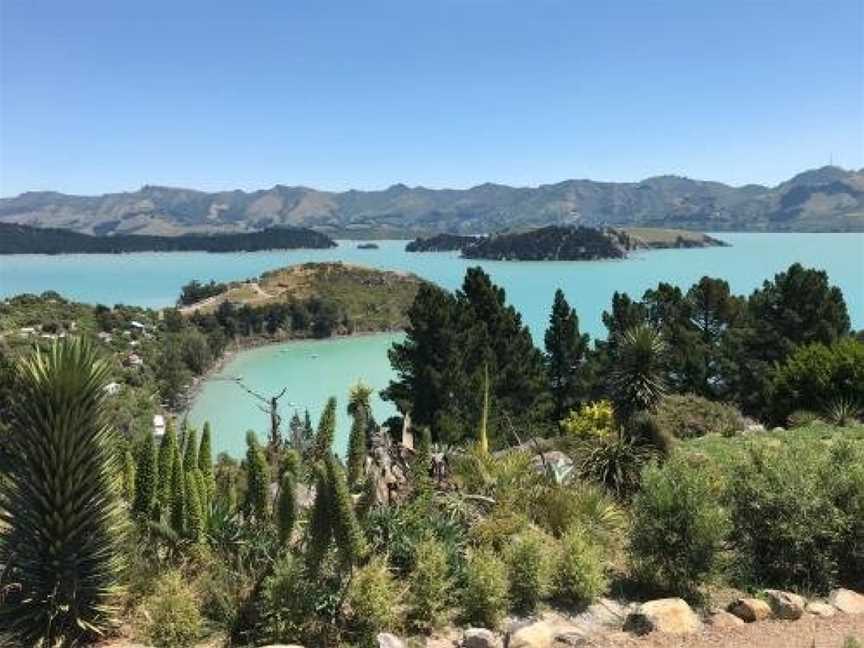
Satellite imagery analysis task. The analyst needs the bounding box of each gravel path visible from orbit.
[585,614,864,648]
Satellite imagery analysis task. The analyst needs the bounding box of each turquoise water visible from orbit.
[2,233,862,456]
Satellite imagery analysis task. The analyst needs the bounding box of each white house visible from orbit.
[130,320,146,331]
[153,414,166,437]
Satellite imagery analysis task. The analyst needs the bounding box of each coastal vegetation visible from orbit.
[0,261,863,646]
[0,222,336,254]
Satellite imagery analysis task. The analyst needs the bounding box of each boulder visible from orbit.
[552,630,589,647]
[829,588,864,614]
[508,620,555,648]
[377,633,406,648]
[727,598,772,623]
[623,598,701,635]
[462,627,501,648]
[763,589,806,620]
[806,601,836,618]
[574,597,631,630]
[705,610,745,628]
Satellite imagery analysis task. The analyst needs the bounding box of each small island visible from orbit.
[0,222,337,254]
[407,226,728,261]
[357,242,379,250]
[405,233,477,252]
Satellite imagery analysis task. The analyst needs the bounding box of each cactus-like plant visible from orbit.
[198,421,215,502]
[324,452,367,569]
[243,430,270,522]
[0,339,126,645]
[277,470,297,546]
[157,420,177,513]
[133,428,157,518]
[313,397,337,460]
[346,404,367,488]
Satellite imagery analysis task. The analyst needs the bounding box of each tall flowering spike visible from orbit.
[169,442,186,536]
[277,470,297,546]
[183,427,198,474]
[313,397,337,460]
[198,421,215,502]
[185,468,205,542]
[0,339,126,645]
[346,405,367,488]
[243,430,269,522]
[306,461,332,571]
[324,452,367,569]
[157,420,177,512]
[132,428,157,518]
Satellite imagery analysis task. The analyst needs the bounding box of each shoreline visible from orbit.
[179,328,404,419]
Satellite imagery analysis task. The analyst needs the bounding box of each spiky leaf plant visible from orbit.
[132,427,157,519]
[324,452,367,570]
[610,324,667,425]
[157,421,177,513]
[183,427,198,474]
[169,442,186,537]
[243,430,270,523]
[312,397,337,460]
[0,339,126,646]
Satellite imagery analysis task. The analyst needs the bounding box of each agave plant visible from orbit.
[0,339,126,646]
[610,324,667,425]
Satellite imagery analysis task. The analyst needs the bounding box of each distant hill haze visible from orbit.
[2,166,862,235]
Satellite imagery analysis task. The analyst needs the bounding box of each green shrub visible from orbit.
[346,557,401,646]
[628,410,675,454]
[505,527,554,613]
[824,441,864,578]
[560,400,615,438]
[407,534,452,631]
[553,526,608,606]
[729,445,845,592]
[139,571,202,648]
[469,509,531,549]
[580,435,653,500]
[771,337,864,424]
[531,481,625,545]
[652,393,744,439]
[824,397,861,427]
[461,548,509,628]
[786,409,822,428]
[630,456,729,596]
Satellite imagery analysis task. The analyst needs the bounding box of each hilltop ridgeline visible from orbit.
[1,165,862,236]
[407,226,728,260]
[0,222,336,254]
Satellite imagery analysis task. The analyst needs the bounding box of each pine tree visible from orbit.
[185,468,204,542]
[198,422,215,503]
[169,443,186,537]
[157,421,177,512]
[545,288,590,423]
[324,452,367,569]
[313,397,337,460]
[346,404,367,488]
[0,340,126,645]
[243,430,269,522]
[132,430,157,518]
[277,471,297,546]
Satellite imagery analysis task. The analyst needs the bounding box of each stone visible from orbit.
[552,629,589,647]
[706,609,745,628]
[744,423,766,434]
[378,633,406,648]
[829,588,864,614]
[462,628,501,648]
[763,589,806,620]
[771,426,786,433]
[574,597,631,630]
[623,598,701,635]
[806,601,836,618]
[508,620,555,648]
[727,598,772,623]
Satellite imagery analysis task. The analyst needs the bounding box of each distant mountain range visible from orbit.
[1,166,862,236]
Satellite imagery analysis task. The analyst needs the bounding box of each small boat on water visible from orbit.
[310,354,319,359]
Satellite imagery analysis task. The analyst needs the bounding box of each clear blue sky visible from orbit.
[1,0,862,196]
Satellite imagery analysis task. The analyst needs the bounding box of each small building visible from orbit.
[153,414,166,437]
[104,382,121,396]
[129,320,146,331]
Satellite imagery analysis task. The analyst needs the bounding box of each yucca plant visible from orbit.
[825,397,861,427]
[610,324,667,426]
[0,339,126,646]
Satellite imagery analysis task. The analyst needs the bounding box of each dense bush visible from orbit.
[461,548,509,628]
[505,527,554,613]
[580,436,653,500]
[346,557,401,646]
[560,400,615,438]
[630,456,729,596]
[553,526,608,606]
[531,481,625,545]
[823,441,864,578]
[771,337,864,424]
[407,534,452,631]
[652,393,744,439]
[138,571,202,648]
[786,409,822,428]
[729,445,846,592]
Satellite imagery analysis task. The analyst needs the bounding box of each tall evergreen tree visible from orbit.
[169,443,186,537]
[544,289,590,422]
[346,404,367,488]
[0,340,126,645]
[243,430,269,522]
[198,421,215,503]
[313,397,337,460]
[132,430,157,518]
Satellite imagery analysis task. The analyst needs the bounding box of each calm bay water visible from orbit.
[2,233,862,456]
